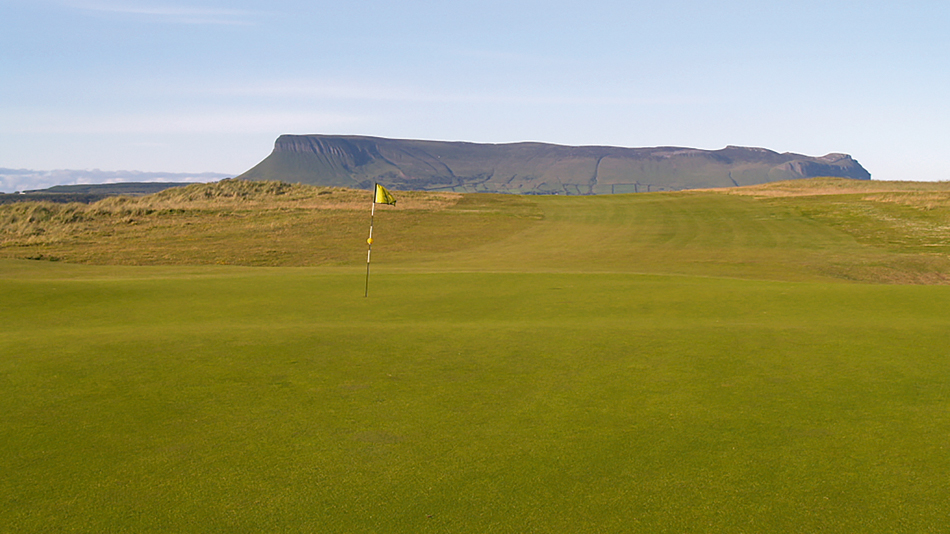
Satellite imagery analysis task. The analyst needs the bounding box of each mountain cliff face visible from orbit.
[238,135,871,194]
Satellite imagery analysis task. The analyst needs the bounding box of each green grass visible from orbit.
[3,178,948,282]
[2,179,950,532]
[2,265,948,532]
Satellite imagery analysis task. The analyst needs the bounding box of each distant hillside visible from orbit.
[0,182,199,205]
[0,168,228,195]
[237,135,871,194]
[24,183,197,195]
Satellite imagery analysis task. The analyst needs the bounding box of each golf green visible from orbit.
[2,262,947,532]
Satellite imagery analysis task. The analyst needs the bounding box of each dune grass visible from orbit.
[2,178,950,532]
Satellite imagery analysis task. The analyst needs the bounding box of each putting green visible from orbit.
[2,262,948,532]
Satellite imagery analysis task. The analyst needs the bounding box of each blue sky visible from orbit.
[2,0,949,185]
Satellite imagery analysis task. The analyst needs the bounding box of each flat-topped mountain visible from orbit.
[238,135,871,194]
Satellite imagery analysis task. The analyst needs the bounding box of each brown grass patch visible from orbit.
[717,177,950,198]
[100,179,462,211]
[859,192,950,211]
[0,180,529,267]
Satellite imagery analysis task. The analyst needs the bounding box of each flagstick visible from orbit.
[364,197,376,297]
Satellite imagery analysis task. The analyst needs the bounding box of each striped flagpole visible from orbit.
[364,183,396,297]
[364,193,376,297]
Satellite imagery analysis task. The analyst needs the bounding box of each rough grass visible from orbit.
[0,180,506,266]
[0,179,461,247]
[721,176,950,197]
[732,180,950,284]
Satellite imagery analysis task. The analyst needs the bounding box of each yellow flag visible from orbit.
[374,183,397,205]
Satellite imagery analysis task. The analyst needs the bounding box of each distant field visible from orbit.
[2,178,949,532]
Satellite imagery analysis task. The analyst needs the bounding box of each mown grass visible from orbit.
[411,184,950,283]
[2,265,948,532]
[2,178,949,532]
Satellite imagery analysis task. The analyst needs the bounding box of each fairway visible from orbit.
[2,181,950,532]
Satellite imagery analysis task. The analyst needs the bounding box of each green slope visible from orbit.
[2,178,948,283]
[2,263,949,532]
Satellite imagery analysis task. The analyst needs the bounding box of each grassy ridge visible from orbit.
[6,177,946,282]
[0,180,540,267]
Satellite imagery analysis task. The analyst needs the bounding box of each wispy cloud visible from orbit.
[2,109,368,135]
[196,80,707,107]
[67,1,258,25]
